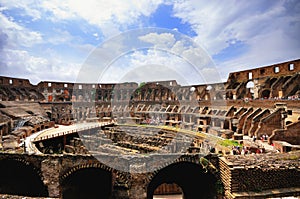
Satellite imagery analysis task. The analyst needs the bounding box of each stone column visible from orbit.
[128,173,148,199]
[41,158,61,198]
[112,172,130,199]
[232,90,237,100]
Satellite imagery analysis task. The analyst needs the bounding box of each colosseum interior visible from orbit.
[0,58,299,199]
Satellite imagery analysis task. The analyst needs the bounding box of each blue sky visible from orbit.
[0,0,299,85]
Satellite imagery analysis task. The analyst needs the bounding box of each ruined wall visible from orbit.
[248,109,271,137]
[0,76,44,101]
[37,81,74,102]
[254,109,283,139]
[225,59,300,99]
[271,121,300,145]
[0,76,32,87]
[1,59,299,102]
[227,59,300,83]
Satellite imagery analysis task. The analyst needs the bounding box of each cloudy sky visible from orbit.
[0,0,299,85]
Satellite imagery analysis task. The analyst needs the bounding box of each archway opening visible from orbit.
[61,167,112,199]
[153,183,183,199]
[225,91,233,100]
[0,159,48,197]
[286,121,293,126]
[261,89,270,99]
[246,81,254,98]
[215,92,223,100]
[147,161,217,199]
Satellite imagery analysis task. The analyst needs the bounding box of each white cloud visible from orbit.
[1,0,299,85]
[1,48,81,84]
[88,30,221,85]
[139,32,176,48]
[99,46,220,85]
[218,28,300,78]
[46,29,75,45]
[137,31,216,76]
[0,0,42,21]
[173,1,299,52]
[0,12,43,48]
[172,0,300,79]
[40,0,163,37]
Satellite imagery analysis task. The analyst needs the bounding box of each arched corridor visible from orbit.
[0,159,48,197]
[61,167,112,199]
[147,162,217,199]
[261,89,271,99]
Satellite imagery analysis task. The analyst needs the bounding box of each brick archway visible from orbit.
[259,89,271,99]
[147,160,217,199]
[60,164,113,199]
[0,158,48,197]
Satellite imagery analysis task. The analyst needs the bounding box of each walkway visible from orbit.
[24,122,113,154]
[33,122,113,142]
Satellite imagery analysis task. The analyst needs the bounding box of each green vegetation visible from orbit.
[136,82,146,94]
[218,139,242,147]
[279,151,300,160]
[216,179,224,195]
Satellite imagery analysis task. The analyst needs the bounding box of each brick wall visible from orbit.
[271,121,300,145]
[219,152,300,198]
[227,59,300,83]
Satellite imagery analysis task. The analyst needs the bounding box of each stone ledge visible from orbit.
[229,187,300,199]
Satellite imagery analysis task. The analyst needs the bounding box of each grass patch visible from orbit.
[218,139,241,147]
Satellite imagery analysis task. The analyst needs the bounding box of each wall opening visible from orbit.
[261,89,271,99]
[215,92,223,100]
[246,81,254,88]
[274,66,280,73]
[226,91,233,100]
[223,120,230,129]
[0,159,48,197]
[61,167,112,199]
[289,63,294,71]
[153,183,183,199]
[286,121,292,126]
[248,72,253,80]
[246,81,255,98]
[147,161,217,199]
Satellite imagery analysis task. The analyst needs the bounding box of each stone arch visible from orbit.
[216,92,224,100]
[223,119,230,129]
[246,81,255,98]
[260,89,271,99]
[147,161,217,199]
[60,163,113,199]
[246,81,254,88]
[286,121,293,126]
[60,163,112,182]
[226,91,233,100]
[0,158,48,197]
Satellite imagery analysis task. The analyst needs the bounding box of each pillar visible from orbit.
[41,159,61,197]
[128,173,148,199]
